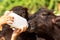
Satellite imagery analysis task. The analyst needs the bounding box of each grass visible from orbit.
[0,0,60,16]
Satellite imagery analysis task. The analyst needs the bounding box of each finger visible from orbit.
[7,18,14,22]
[7,16,14,22]
[12,29,22,37]
[8,16,14,19]
[15,29,21,33]
[4,11,11,16]
[23,26,28,32]
[13,29,22,35]
[7,21,13,25]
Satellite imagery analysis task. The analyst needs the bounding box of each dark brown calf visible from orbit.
[27,8,56,40]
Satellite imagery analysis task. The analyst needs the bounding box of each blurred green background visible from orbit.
[0,0,60,16]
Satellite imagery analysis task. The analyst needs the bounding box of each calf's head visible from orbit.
[28,8,56,34]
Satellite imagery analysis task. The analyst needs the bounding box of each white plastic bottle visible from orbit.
[8,11,28,30]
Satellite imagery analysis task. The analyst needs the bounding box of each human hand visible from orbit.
[0,11,14,25]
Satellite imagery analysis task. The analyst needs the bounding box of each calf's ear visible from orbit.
[54,17,60,28]
[52,18,56,24]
